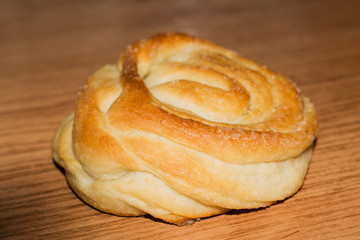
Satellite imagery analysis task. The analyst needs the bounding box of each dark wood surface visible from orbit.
[1,0,360,239]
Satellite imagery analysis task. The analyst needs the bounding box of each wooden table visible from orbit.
[1,0,359,239]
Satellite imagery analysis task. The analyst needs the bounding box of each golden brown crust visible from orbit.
[52,33,317,225]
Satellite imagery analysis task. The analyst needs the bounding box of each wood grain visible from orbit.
[1,0,359,239]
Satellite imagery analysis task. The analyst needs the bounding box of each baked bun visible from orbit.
[52,33,317,225]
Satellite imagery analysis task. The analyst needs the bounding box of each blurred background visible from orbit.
[2,0,359,115]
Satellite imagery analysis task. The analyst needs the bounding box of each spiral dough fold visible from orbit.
[52,33,318,225]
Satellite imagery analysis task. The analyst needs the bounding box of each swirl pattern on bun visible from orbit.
[52,33,317,225]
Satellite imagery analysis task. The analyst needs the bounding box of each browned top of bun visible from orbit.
[75,33,317,169]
